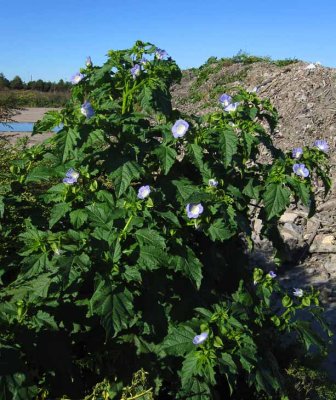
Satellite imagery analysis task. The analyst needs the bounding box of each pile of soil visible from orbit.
[172,60,336,374]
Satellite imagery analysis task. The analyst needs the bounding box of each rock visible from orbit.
[279,211,300,224]
[324,255,336,276]
[310,234,336,253]
[317,199,336,212]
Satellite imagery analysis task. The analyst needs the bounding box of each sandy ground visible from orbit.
[13,107,59,122]
[1,108,59,145]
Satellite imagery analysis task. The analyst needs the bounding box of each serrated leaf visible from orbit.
[243,131,258,157]
[157,210,181,227]
[181,351,199,389]
[90,278,134,337]
[207,219,235,242]
[172,178,198,202]
[243,178,260,200]
[123,266,142,282]
[111,161,142,198]
[32,310,58,331]
[69,209,88,228]
[59,128,80,162]
[135,228,166,249]
[154,145,177,174]
[25,166,53,183]
[180,378,211,400]
[137,246,168,270]
[263,183,290,220]
[219,129,238,167]
[286,176,310,206]
[188,143,212,179]
[49,202,71,228]
[161,325,195,356]
[173,248,203,289]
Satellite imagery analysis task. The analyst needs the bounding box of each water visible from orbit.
[0,122,62,132]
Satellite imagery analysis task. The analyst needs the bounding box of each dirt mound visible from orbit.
[172,61,336,369]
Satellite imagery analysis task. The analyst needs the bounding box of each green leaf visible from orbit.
[111,161,142,198]
[90,278,134,337]
[243,131,258,157]
[123,266,142,282]
[243,178,260,200]
[86,203,113,226]
[286,176,310,206]
[157,210,181,227]
[49,202,71,228]
[181,351,200,389]
[263,183,290,220]
[32,310,58,331]
[249,107,258,120]
[69,209,88,228]
[0,195,4,218]
[173,248,203,289]
[59,128,81,163]
[135,228,166,249]
[219,129,238,167]
[172,178,198,202]
[137,246,168,270]
[180,379,211,400]
[207,219,235,242]
[154,145,177,174]
[21,253,51,278]
[32,110,62,134]
[161,325,195,356]
[25,166,53,183]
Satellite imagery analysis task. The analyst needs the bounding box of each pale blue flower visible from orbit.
[219,93,232,107]
[293,163,309,178]
[86,56,92,67]
[70,72,84,85]
[193,332,208,345]
[186,203,204,219]
[172,119,189,138]
[208,179,218,187]
[224,102,240,112]
[63,168,79,184]
[292,147,303,159]
[155,48,167,59]
[137,185,151,199]
[131,64,141,79]
[314,140,329,153]
[268,271,277,278]
[293,288,303,297]
[139,57,148,65]
[80,101,95,119]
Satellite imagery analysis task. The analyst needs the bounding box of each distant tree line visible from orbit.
[0,73,71,92]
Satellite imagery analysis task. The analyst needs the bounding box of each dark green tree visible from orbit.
[9,75,24,90]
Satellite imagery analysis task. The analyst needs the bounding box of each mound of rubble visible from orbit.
[172,61,336,372]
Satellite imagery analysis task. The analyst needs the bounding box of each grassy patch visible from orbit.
[0,89,70,107]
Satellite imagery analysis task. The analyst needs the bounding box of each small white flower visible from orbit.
[293,288,303,297]
[208,179,218,187]
[193,332,208,345]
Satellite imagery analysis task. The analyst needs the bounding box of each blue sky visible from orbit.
[1,0,335,82]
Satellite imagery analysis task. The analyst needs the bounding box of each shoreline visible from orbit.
[1,108,58,145]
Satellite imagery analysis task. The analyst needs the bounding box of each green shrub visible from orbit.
[0,41,331,399]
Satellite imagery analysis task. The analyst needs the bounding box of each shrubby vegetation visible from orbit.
[0,41,332,399]
[0,73,71,107]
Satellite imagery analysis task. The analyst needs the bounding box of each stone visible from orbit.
[310,234,336,253]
